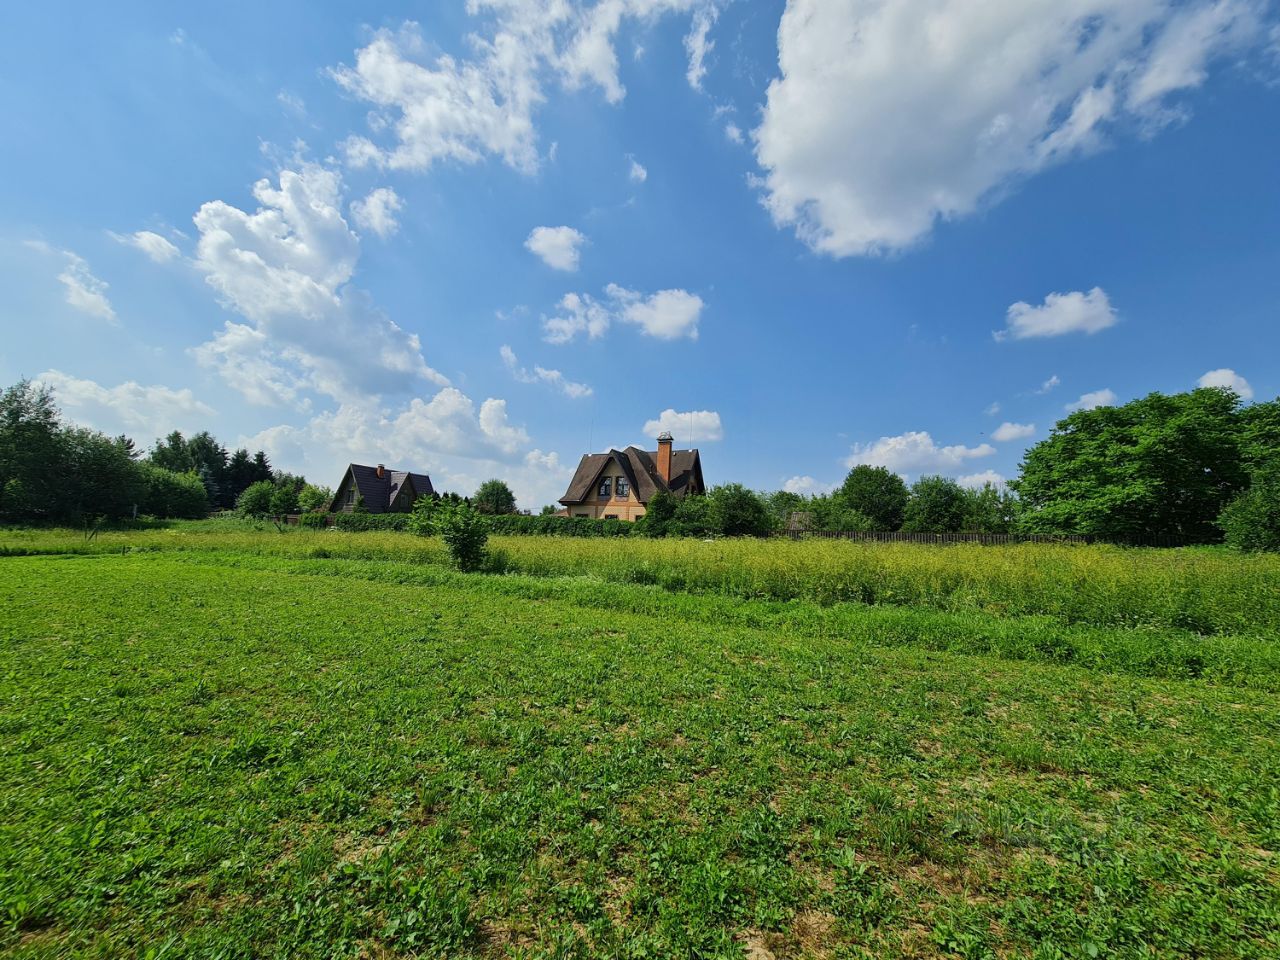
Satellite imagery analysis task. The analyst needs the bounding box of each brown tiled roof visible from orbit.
[331,463,434,513]
[559,447,703,505]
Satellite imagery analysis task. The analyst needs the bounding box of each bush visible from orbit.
[437,500,489,572]
[298,484,332,513]
[903,476,967,533]
[298,511,328,529]
[671,495,717,538]
[636,490,678,537]
[237,480,275,518]
[709,484,775,537]
[333,512,410,532]
[270,484,299,516]
[1219,467,1280,552]
[407,494,440,537]
[140,464,208,519]
[486,514,636,537]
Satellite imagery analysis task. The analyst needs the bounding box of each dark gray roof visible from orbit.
[559,446,703,505]
[332,463,434,513]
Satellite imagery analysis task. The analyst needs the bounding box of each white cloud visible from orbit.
[642,408,723,442]
[1036,374,1062,394]
[684,4,718,90]
[36,369,213,439]
[754,0,1270,256]
[349,187,404,239]
[724,122,743,144]
[331,6,707,177]
[608,283,703,339]
[783,475,833,495]
[992,421,1036,442]
[996,288,1117,341]
[1066,388,1118,411]
[524,225,586,271]
[111,230,181,264]
[542,283,704,343]
[191,163,446,403]
[500,344,593,398]
[1198,367,1254,400]
[844,430,995,477]
[985,402,1002,416]
[57,253,117,323]
[957,470,1008,490]
[189,321,310,411]
[628,157,648,182]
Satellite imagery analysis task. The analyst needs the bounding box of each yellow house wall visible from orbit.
[566,466,647,521]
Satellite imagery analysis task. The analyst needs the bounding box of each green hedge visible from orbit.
[486,514,637,537]
[298,512,328,529]
[332,513,411,532]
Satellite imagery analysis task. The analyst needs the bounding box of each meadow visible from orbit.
[1,524,1278,957]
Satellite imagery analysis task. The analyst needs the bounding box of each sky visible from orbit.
[2,0,1278,510]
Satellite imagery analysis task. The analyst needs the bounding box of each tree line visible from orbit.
[0,379,323,524]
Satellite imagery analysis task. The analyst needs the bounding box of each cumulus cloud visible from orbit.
[1036,374,1062,394]
[111,230,181,263]
[191,163,446,404]
[783,475,833,495]
[36,369,213,439]
[189,321,310,411]
[992,422,1036,442]
[996,288,1117,341]
[349,187,404,238]
[1066,388,1118,411]
[724,122,743,144]
[524,225,586,271]
[628,156,648,182]
[26,242,119,324]
[684,4,718,90]
[985,402,1001,416]
[754,0,1270,256]
[1198,367,1254,400]
[542,283,704,343]
[957,470,1008,490]
[844,430,995,477]
[331,6,708,177]
[500,344,593,398]
[642,408,723,442]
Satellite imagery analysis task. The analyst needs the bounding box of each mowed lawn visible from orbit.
[1,545,1279,957]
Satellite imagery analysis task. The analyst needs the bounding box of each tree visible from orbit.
[139,464,208,519]
[407,494,440,536]
[297,484,332,513]
[1014,389,1247,541]
[250,451,273,485]
[225,448,256,503]
[269,483,299,515]
[436,499,489,571]
[902,476,967,533]
[637,489,678,537]
[709,483,774,537]
[150,431,193,474]
[671,495,716,538]
[1218,465,1280,552]
[839,465,909,530]
[236,480,275,518]
[962,483,1020,534]
[539,504,559,516]
[473,479,517,515]
[0,380,63,521]
[59,428,144,521]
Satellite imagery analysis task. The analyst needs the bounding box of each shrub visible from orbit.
[139,464,208,519]
[407,494,440,537]
[270,484,299,516]
[297,484,332,513]
[1219,467,1280,552]
[671,495,717,538]
[333,512,410,532]
[637,490,678,537]
[437,500,489,572]
[298,511,328,529]
[236,480,275,518]
[709,484,775,537]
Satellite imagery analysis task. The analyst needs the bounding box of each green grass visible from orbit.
[2,532,1279,957]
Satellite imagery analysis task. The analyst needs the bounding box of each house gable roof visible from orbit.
[332,463,434,512]
[558,446,703,505]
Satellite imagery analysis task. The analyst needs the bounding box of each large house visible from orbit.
[330,463,434,513]
[559,432,704,521]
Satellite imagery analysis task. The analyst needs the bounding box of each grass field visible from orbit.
[2,526,1278,957]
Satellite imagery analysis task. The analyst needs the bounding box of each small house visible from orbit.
[558,432,704,521]
[330,463,434,513]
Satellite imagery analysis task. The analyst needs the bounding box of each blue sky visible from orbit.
[2,0,1278,509]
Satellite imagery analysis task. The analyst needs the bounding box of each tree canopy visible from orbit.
[839,465,909,530]
[473,479,518,515]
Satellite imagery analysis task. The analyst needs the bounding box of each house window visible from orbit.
[598,477,612,498]
[604,514,618,520]
[576,512,589,518]
[616,478,629,499]
[345,487,356,506]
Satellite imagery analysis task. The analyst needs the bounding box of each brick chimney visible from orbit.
[656,432,673,484]
[376,463,385,478]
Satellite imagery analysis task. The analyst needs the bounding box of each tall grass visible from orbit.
[2,523,1277,635]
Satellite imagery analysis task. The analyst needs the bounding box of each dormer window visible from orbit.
[616,478,629,499]
[598,477,612,499]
